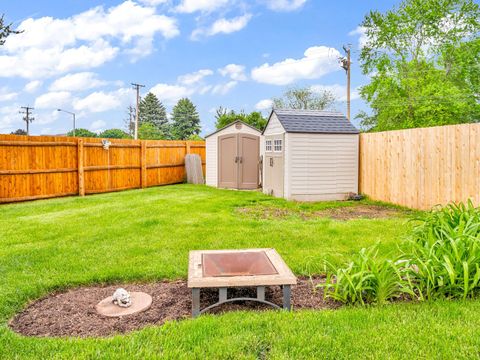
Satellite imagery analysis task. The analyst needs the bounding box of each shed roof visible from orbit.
[205,120,262,138]
[265,109,359,135]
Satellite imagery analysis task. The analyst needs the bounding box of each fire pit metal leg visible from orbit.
[192,288,200,317]
[219,287,227,302]
[257,286,265,301]
[282,285,291,310]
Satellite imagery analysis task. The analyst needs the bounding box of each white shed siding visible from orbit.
[263,113,285,136]
[286,133,359,201]
[205,123,262,187]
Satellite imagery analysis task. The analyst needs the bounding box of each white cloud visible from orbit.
[0,39,118,79]
[218,64,247,81]
[0,104,22,133]
[349,26,368,48]
[139,0,169,6]
[24,80,43,93]
[255,99,274,111]
[265,0,307,11]
[0,87,19,102]
[34,91,72,109]
[150,83,195,105]
[90,120,107,132]
[73,88,131,113]
[0,1,179,79]
[176,0,230,13]
[50,72,107,92]
[178,69,214,85]
[211,81,238,95]
[191,14,252,39]
[311,84,360,102]
[251,46,341,85]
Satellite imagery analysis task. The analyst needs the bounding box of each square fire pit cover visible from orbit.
[202,251,279,277]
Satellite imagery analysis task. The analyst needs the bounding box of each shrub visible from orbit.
[402,201,480,300]
[320,246,412,305]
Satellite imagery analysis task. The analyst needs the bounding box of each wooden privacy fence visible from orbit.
[359,123,480,210]
[0,134,205,203]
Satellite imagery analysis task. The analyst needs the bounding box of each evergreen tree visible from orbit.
[138,92,169,136]
[171,98,201,140]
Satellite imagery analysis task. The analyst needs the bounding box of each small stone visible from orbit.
[96,292,152,317]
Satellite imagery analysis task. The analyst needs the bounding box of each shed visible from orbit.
[205,121,262,189]
[262,109,360,201]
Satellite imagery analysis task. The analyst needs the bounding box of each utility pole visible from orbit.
[19,106,34,135]
[340,44,352,121]
[131,83,145,140]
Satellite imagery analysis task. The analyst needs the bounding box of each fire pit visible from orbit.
[188,248,296,317]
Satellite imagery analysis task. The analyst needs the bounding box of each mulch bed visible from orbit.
[237,204,403,221]
[9,277,339,338]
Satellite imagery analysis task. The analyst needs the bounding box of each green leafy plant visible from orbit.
[320,246,412,305]
[402,200,480,300]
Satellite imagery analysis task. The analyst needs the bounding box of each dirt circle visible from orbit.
[9,277,339,338]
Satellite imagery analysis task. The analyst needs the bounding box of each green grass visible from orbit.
[0,185,478,359]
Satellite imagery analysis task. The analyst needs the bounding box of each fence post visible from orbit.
[141,140,147,188]
[77,138,85,196]
[186,141,191,154]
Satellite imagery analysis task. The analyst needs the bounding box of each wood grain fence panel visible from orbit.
[359,123,480,210]
[0,135,205,203]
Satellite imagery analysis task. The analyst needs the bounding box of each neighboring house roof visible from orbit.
[264,109,360,135]
[205,120,262,138]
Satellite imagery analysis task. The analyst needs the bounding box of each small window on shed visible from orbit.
[265,140,272,152]
[273,139,282,152]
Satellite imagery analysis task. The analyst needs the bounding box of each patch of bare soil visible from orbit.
[313,205,401,220]
[9,277,338,338]
[238,204,402,221]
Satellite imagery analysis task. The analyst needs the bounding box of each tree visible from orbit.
[67,128,97,138]
[1,14,22,46]
[10,129,26,135]
[99,128,130,139]
[124,105,135,137]
[187,134,204,141]
[215,110,267,131]
[171,98,201,140]
[272,86,336,110]
[138,122,165,140]
[138,92,169,136]
[358,0,480,131]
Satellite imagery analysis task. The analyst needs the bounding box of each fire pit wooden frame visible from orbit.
[188,248,297,317]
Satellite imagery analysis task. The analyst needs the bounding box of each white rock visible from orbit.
[112,288,132,308]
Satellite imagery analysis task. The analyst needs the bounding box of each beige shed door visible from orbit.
[238,134,260,189]
[218,133,259,189]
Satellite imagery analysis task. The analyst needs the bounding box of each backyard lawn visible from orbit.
[1,185,480,359]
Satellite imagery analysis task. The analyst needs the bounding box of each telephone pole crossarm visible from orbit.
[19,106,35,135]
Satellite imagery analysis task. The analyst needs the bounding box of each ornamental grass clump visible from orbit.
[402,201,480,300]
[320,246,413,306]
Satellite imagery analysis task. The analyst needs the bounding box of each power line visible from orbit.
[19,106,34,135]
[131,83,145,140]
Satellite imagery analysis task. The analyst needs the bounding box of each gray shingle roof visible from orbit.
[270,109,359,134]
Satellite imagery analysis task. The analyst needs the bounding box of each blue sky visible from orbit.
[0,0,399,136]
